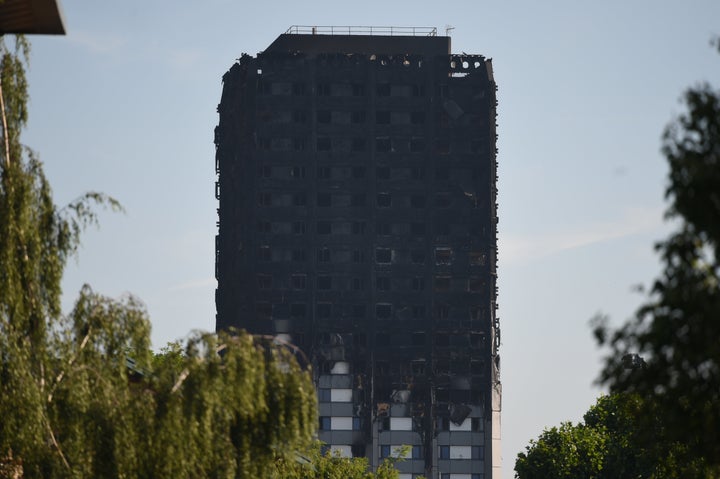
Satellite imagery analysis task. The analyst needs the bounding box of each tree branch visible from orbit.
[45,418,70,470]
[48,328,92,404]
[0,76,10,167]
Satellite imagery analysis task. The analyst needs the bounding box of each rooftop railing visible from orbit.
[285,25,437,37]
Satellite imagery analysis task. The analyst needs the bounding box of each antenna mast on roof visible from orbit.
[445,24,455,36]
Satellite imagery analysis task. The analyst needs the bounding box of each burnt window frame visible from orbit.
[434,275,452,292]
[410,249,425,264]
[292,221,306,235]
[290,166,306,179]
[351,193,366,207]
[352,221,366,235]
[291,274,307,290]
[317,83,331,96]
[375,137,392,153]
[257,220,271,233]
[409,137,426,152]
[351,110,366,123]
[292,110,307,123]
[376,193,392,208]
[375,248,392,264]
[317,137,332,151]
[256,302,272,319]
[469,251,487,266]
[317,110,331,123]
[293,138,307,151]
[468,276,484,292]
[317,222,331,235]
[376,111,391,124]
[410,195,426,208]
[376,303,393,319]
[410,222,426,235]
[259,165,272,178]
[291,249,307,262]
[435,193,451,208]
[292,82,306,95]
[352,138,366,152]
[257,274,272,290]
[317,275,332,290]
[317,302,332,318]
[352,250,366,263]
[257,191,272,206]
[352,277,366,291]
[411,111,425,124]
[317,247,331,262]
[290,302,307,317]
[317,166,331,179]
[317,193,331,207]
[434,137,451,155]
[435,247,453,265]
[292,192,307,206]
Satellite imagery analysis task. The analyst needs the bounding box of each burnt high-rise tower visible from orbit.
[214,26,500,479]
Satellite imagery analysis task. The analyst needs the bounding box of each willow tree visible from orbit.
[0,35,317,478]
[0,33,93,477]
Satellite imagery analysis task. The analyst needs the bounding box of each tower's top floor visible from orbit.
[264,25,451,57]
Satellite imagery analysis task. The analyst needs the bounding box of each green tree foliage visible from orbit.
[0,35,318,478]
[594,41,720,473]
[0,34,121,477]
[273,442,403,479]
[514,417,605,479]
[3,289,317,478]
[515,394,707,479]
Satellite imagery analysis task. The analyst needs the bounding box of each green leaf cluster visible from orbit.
[515,417,605,479]
[594,40,720,475]
[273,442,404,479]
[515,394,707,479]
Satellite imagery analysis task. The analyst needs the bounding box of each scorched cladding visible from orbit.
[214,26,500,479]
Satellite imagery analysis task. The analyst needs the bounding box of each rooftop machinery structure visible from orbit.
[214,27,500,479]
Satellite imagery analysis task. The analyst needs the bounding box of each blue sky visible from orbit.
[22,0,720,475]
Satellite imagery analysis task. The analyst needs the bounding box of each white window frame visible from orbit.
[390,417,412,431]
[330,388,353,402]
[330,417,353,430]
[449,418,472,431]
[449,445,472,459]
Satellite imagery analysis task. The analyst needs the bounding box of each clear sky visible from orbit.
[22,0,720,476]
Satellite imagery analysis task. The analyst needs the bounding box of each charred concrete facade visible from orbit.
[214,28,500,479]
